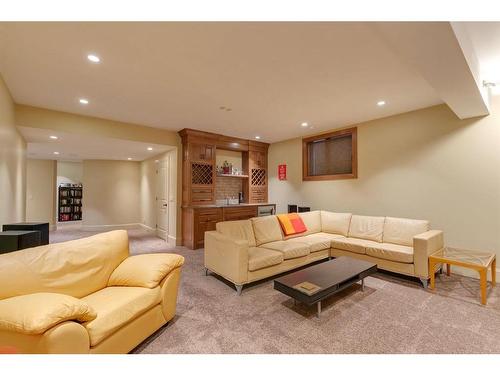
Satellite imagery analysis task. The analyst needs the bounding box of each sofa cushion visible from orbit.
[82,286,161,347]
[288,233,344,252]
[260,241,310,260]
[0,292,96,335]
[365,242,414,263]
[216,220,257,247]
[248,247,284,271]
[330,237,381,255]
[251,216,283,246]
[348,215,385,242]
[383,217,429,246]
[108,253,184,288]
[0,230,130,300]
[320,211,352,236]
[298,211,322,235]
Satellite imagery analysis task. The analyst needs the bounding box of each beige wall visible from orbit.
[0,75,26,227]
[269,99,500,277]
[26,159,56,227]
[15,104,179,146]
[216,149,243,171]
[57,161,83,185]
[82,160,141,228]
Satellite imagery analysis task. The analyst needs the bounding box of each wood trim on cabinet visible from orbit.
[302,127,358,181]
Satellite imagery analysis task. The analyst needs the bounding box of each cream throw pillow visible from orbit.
[0,292,97,335]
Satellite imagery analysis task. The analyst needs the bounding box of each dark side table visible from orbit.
[3,222,49,245]
[0,230,41,254]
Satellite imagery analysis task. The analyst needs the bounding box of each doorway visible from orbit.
[156,159,169,240]
[155,149,177,245]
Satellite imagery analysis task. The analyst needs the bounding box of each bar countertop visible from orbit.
[182,203,276,209]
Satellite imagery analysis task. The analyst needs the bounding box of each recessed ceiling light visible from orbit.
[155,160,159,163]
[147,147,153,151]
[301,122,309,127]
[377,100,386,106]
[87,54,100,63]
[79,98,89,105]
[255,136,261,140]
[127,157,132,160]
[53,151,60,155]
[49,135,58,140]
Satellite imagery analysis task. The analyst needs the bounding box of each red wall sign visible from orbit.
[278,164,287,180]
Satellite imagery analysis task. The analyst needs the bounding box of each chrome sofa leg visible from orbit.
[235,284,243,295]
[204,268,209,276]
[420,278,428,289]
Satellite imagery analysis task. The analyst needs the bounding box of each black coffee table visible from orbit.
[274,257,377,317]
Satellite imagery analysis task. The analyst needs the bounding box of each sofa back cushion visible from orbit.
[251,216,283,246]
[216,220,257,247]
[383,217,429,246]
[298,211,321,235]
[0,230,129,300]
[348,215,385,242]
[321,211,352,236]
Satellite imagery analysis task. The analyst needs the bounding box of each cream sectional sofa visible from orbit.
[204,211,444,294]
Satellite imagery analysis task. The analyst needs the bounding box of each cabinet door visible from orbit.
[249,151,267,169]
[194,208,222,248]
[189,143,215,162]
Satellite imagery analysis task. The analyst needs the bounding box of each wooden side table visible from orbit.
[429,247,496,305]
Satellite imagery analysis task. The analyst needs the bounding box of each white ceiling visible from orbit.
[19,127,174,161]
[0,22,445,143]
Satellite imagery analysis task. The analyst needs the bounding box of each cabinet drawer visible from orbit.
[191,187,214,203]
[197,208,223,223]
[223,206,257,221]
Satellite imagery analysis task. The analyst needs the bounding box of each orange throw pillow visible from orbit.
[277,213,307,236]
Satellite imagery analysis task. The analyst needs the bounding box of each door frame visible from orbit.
[155,149,177,246]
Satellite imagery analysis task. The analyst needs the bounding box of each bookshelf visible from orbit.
[58,185,83,222]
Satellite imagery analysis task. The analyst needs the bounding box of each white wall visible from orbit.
[0,74,26,227]
[26,159,56,227]
[82,160,141,229]
[269,100,500,278]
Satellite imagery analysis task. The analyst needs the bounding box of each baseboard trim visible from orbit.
[167,234,177,246]
[139,224,156,232]
[81,223,142,231]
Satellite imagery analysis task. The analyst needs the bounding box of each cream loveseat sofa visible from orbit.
[0,230,184,354]
[204,211,443,294]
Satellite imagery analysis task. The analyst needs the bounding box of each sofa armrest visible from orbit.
[108,253,185,288]
[0,293,96,335]
[413,230,444,278]
[204,231,249,285]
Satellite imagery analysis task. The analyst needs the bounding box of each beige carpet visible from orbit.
[50,228,500,354]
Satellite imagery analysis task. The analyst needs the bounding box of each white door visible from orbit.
[156,159,169,240]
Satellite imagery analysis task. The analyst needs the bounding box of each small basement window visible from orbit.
[302,127,357,181]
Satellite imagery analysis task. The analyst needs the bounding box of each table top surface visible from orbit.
[3,222,49,226]
[430,247,495,267]
[0,230,40,236]
[274,257,377,295]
